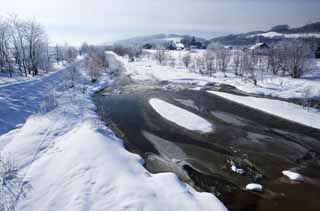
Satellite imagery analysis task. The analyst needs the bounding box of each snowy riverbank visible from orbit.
[0,54,227,211]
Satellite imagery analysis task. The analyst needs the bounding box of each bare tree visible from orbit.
[203,50,215,76]
[22,20,49,76]
[10,16,29,76]
[240,51,258,85]
[154,48,168,65]
[232,51,242,76]
[65,46,78,63]
[182,53,192,68]
[85,50,104,82]
[273,40,312,78]
[208,43,230,76]
[0,19,13,77]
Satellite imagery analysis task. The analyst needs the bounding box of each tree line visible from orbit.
[0,16,52,77]
[150,40,316,85]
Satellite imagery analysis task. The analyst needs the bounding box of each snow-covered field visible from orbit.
[124,50,320,99]
[0,55,227,211]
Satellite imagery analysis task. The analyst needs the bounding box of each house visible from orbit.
[248,42,270,55]
[142,43,153,49]
[175,43,185,50]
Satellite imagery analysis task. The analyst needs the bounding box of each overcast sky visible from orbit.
[1,0,319,46]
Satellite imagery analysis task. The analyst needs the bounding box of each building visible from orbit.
[248,42,270,55]
[175,43,185,50]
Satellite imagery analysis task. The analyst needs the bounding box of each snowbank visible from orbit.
[245,184,263,192]
[208,91,320,130]
[231,165,245,175]
[149,98,214,133]
[282,170,304,182]
[0,56,227,211]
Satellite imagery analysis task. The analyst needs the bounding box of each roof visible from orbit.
[176,43,185,48]
[249,42,269,50]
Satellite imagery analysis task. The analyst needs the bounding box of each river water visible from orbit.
[94,83,320,211]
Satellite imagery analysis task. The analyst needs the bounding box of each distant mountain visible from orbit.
[114,33,206,46]
[210,22,320,46]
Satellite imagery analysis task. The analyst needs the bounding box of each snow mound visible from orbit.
[245,183,263,192]
[231,165,245,175]
[149,98,213,133]
[282,170,304,182]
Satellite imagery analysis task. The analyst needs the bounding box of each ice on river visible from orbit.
[149,98,214,133]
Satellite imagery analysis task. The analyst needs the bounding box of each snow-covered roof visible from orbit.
[176,43,185,48]
[249,42,269,50]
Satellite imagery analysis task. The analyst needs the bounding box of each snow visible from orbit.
[231,165,245,175]
[251,31,320,38]
[245,183,263,192]
[0,65,70,135]
[207,91,320,129]
[282,170,304,182]
[149,98,214,133]
[121,50,320,100]
[249,42,266,50]
[0,54,227,211]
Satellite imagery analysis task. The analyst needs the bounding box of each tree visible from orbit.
[203,50,215,76]
[154,47,168,65]
[267,44,282,75]
[182,53,192,68]
[85,49,105,82]
[0,19,13,77]
[79,42,89,55]
[232,51,242,76]
[207,43,230,76]
[54,45,63,65]
[277,40,311,78]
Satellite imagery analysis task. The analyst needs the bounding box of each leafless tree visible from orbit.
[0,19,13,77]
[65,46,78,63]
[240,51,258,85]
[275,40,311,78]
[154,48,168,65]
[203,50,215,76]
[208,43,230,76]
[182,53,192,68]
[85,50,105,82]
[232,51,242,76]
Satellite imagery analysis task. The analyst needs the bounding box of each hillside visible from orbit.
[210,22,320,46]
[114,33,206,46]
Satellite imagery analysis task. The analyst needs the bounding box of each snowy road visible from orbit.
[0,66,70,135]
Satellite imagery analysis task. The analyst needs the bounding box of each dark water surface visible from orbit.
[94,85,320,211]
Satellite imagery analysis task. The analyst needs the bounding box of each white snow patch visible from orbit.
[250,32,320,38]
[149,98,213,133]
[245,183,263,192]
[208,91,320,130]
[282,170,304,182]
[231,165,245,175]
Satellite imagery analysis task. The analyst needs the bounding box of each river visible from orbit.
[94,82,320,211]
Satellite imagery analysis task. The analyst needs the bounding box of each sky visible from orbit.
[0,0,319,46]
